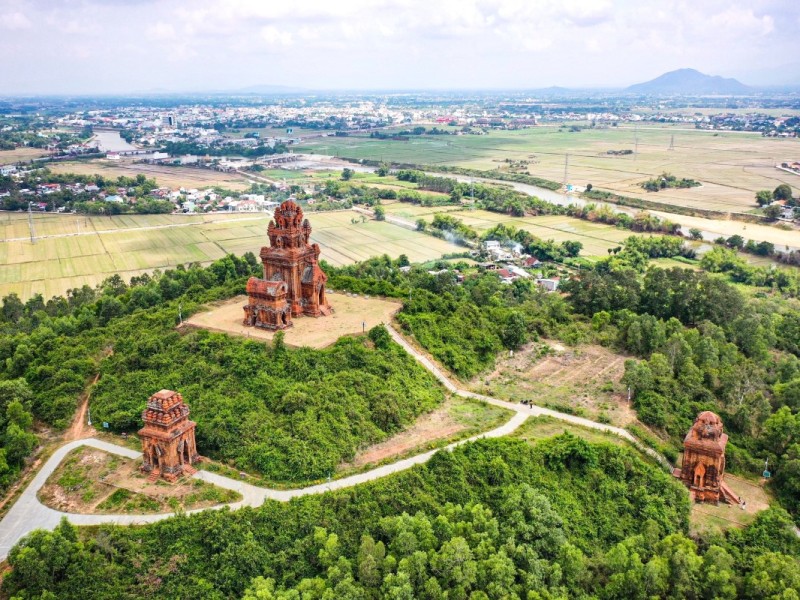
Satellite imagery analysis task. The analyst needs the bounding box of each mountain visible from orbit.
[625,68,751,95]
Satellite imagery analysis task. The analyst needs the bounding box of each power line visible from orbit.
[27,202,36,244]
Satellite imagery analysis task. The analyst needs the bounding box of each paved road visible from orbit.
[0,325,669,561]
[0,409,529,561]
[385,325,672,469]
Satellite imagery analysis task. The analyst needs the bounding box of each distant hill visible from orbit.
[625,68,751,95]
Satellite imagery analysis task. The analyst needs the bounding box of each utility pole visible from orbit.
[634,125,639,161]
[27,202,36,244]
[668,134,675,151]
[470,177,474,207]
[563,153,569,188]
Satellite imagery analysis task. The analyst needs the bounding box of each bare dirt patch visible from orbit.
[690,474,773,536]
[471,340,635,426]
[38,447,240,514]
[0,147,47,163]
[186,291,401,349]
[340,397,512,471]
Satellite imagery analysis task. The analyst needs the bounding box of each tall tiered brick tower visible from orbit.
[676,411,740,504]
[243,200,331,330]
[138,389,200,482]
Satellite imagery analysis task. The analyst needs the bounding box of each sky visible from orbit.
[0,0,798,94]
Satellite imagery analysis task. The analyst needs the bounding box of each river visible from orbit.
[93,130,137,153]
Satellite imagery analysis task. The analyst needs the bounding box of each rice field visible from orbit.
[48,160,253,191]
[0,210,463,300]
[0,147,48,163]
[296,124,800,214]
[384,201,631,257]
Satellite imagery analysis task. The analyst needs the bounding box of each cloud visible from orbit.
[0,11,31,29]
[147,22,176,40]
[259,25,293,46]
[711,7,775,35]
[0,0,797,92]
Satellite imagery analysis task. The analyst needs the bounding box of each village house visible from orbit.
[535,277,560,292]
[497,268,517,284]
[523,256,542,269]
[37,183,61,194]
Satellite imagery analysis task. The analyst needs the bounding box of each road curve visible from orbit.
[0,325,668,561]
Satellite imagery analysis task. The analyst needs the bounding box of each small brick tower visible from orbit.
[138,389,200,482]
[676,411,740,504]
[243,200,331,330]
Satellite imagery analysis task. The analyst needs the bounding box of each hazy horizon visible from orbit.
[1,0,799,95]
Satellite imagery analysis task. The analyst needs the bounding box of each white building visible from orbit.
[535,278,560,292]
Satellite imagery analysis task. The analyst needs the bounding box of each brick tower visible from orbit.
[243,200,331,330]
[676,411,740,504]
[138,389,200,482]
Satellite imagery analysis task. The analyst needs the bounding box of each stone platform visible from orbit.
[186,292,401,349]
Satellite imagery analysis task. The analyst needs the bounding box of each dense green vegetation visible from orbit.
[0,252,443,484]
[4,435,799,599]
[562,263,800,518]
[92,325,442,482]
[327,255,574,380]
[0,244,798,596]
[324,252,800,525]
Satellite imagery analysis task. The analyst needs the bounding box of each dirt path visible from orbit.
[65,377,96,442]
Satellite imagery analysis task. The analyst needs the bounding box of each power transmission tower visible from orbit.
[563,153,569,188]
[668,135,675,151]
[634,125,639,161]
[27,202,36,244]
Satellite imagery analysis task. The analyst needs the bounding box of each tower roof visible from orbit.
[684,410,727,453]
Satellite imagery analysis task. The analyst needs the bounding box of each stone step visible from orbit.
[720,480,741,505]
[147,470,160,483]
[182,465,197,476]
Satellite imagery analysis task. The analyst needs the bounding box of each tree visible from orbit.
[501,312,527,349]
[561,240,583,257]
[4,422,37,466]
[773,184,793,202]
[763,204,783,221]
[755,190,773,207]
[341,168,354,181]
[761,406,798,457]
[376,163,390,177]
[374,205,386,221]
[688,228,703,240]
[416,219,426,231]
[726,235,744,250]
[1,293,24,323]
